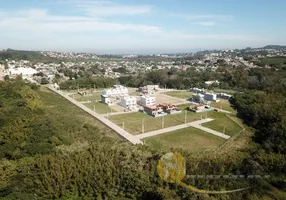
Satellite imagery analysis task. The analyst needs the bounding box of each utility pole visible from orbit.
[223,125,226,134]
[93,105,95,112]
[184,110,187,123]
[162,116,165,129]
[142,119,145,133]
[122,121,125,130]
[72,94,74,99]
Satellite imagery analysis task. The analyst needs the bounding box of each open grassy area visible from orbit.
[258,57,286,68]
[39,87,120,141]
[202,112,243,136]
[210,99,235,112]
[143,127,225,153]
[83,102,116,114]
[165,90,193,99]
[69,92,102,102]
[109,111,202,135]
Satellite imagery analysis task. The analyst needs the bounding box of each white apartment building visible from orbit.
[102,85,128,97]
[139,96,156,106]
[8,67,37,79]
[119,96,137,108]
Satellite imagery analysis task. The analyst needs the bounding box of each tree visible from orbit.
[40,78,49,85]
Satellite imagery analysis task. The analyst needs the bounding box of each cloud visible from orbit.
[194,21,216,26]
[173,13,233,26]
[181,14,233,21]
[57,0,152,16]
[0,9,161,33]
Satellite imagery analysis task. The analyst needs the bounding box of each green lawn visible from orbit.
[210,99,235,112]
[109,111,202,135]
[202,112,243,136]
[83,102,116,114]
[69,92,102,102]
[143,127,225,153]
[165,90,193,99]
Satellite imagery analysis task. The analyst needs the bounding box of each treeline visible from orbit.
[0,49,58,63]
[117,66,286,93]
[59,76,118,90]
[231,91,286,154]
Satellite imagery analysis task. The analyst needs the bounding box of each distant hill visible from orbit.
[262,45,286,50]
[0,49,59,62]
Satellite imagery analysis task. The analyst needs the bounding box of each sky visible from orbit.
[0,0,285,54]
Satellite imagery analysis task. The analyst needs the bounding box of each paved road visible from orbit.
[191,119,230,139]
[46,85,143,145]
[136,118,230,140]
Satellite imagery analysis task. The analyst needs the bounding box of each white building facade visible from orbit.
[139,96,156,106]
[119,96,137,108]
[102,85,128,97]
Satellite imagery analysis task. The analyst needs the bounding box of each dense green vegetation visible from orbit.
[253,57,286,68]
[59,76,118,90]
[0,49,60,63]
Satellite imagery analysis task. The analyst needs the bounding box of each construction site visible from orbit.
[58,85,243,152]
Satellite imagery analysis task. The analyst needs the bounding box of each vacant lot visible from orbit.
[165,90,193,100]
[39,87,120,141]
[143,127,225,153]
[69,92,102,102]
[155,93,186,105]
[211,99,235,112]
[83,102,116,114]
[202,112,243,136]
[109,111,202,135]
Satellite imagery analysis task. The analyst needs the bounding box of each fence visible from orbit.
[199,114,245,154]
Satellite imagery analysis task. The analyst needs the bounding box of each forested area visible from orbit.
[1,75,286,199]
[117,66,286,93]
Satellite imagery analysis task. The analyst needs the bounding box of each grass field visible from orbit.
[210,99,235,112]
[39,87,120,141]
[83,102,116,114]
[165,90,193,99]
[69,92,102,102]
[143,127,225,153]
[109,111,202,134]
[202,112,243,136]
[258,57,286,67]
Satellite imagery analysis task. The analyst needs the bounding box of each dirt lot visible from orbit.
[155,93,186,105]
